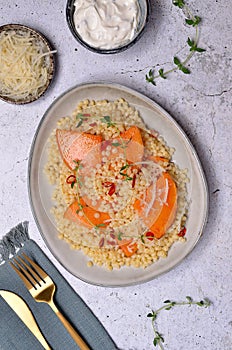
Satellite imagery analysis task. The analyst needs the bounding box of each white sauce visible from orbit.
[73,0,140,50]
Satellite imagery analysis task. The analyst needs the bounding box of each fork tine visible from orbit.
[22,253,48,280]
[10,261,34,290]
[13,258,39,287]
[17,256,43,285]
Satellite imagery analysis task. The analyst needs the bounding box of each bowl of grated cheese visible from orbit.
[0,24,56,104]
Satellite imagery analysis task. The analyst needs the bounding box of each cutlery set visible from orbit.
[1,254,90,350]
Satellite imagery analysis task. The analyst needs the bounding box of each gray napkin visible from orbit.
[0,222,118,350]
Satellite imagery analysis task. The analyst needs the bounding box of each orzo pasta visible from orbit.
[44,98,189,270]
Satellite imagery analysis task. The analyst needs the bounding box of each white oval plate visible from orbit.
[28,82,208,287]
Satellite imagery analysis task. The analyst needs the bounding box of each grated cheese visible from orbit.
[0,29,56,101]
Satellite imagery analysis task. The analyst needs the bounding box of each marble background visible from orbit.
[0,0,231,349]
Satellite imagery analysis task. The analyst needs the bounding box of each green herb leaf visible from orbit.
[180,65,191,74]
[120,165,129,171]
[95,223,106,229]
[196,300,205,307]
[76,119,83,128]
[126,176,133,181]
[120,173,133,181]
[158,68,167,79]
[174,57,190,74]
[186,296,193,302]
[187,37,206,53]
[101,115,115,127]
[76,113,83,119]
[102,115,111,123]
[173,56,181,66]
[187,37,194,47]
[146,69,156,86]
[100,115,115,128]
[172,0,185,8]
[76,113,84,128]
[112,142,121,147]
[71,181,75,188]
[165,306,172,310]
[185,16,201,27]
[193,46,206,52]
[117,232,123,240]
[153,338,158,346]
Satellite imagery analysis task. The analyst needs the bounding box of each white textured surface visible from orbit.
[0,1,232,350]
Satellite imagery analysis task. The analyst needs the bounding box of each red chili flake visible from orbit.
[102,181,116,196]
[108,184,116,196]
[83,113,91,117]
[89,122,97,127]
[132,174,136,188]
[178,227,186,237]
[110,233,116,239]
[107,240,116,246]
[145,232,155,241]
[99,237,104,248]
[66,175,76,184]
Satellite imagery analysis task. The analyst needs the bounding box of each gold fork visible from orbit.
[10,253,90,350]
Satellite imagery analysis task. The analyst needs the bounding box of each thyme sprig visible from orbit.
[147,296,211,349]
[146,0,206,85]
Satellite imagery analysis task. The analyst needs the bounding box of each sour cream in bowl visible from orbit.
[66,0,150,54]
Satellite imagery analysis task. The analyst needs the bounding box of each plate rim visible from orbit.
[27,81,209,287]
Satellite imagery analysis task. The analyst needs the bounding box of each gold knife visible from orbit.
[0,290,51,350]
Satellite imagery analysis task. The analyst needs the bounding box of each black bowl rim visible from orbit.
[0,23,55,105]
[66,0,151,54]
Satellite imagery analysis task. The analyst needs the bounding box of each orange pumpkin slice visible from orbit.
[149,172,177,238]
[134,172,177,239]
[119,126,144,163]
[56,129,102,170]
[64,198,111,229]
[117,238,138,257]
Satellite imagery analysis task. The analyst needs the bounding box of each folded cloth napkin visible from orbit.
[0,222,118,350]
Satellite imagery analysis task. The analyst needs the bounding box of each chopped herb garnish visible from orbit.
[112,142,121,147]
[95,223,106,230]
[117,232,123,241]
[76,113,84,128]
[101,115,115,127]
[78,203,84,210]
[119,164,133,181]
